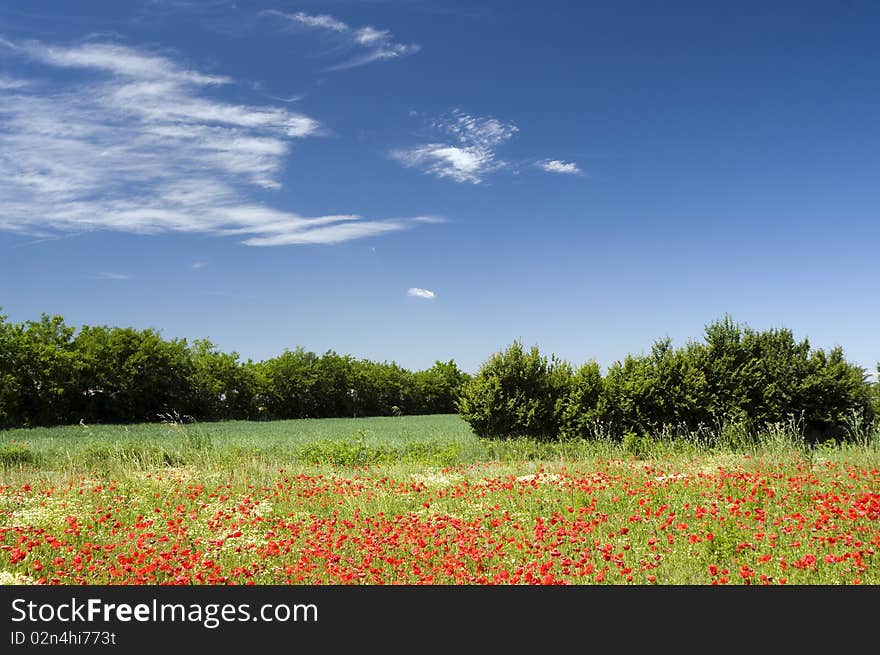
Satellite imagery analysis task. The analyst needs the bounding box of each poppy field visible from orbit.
[1,417,878,585]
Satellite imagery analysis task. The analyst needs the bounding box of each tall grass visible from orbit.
[1,414,877,483]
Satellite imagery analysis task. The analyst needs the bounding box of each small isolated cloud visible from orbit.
[537,159,583,176]
[191,261,207,269]
[407,287,435,300]
[391,109,518,184]
[261,10,419,71]
[95,272,131,280]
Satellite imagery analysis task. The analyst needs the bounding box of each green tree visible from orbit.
[413,360,468,414]
[312,351,357,417]
[187,339,260,420]
[72,325,193,423]
[258,347,319,419]
[0,313,80,427]
[364,360,415,416]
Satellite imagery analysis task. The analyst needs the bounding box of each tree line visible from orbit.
[0,311,468,428]
[459,317,879,443]
[1,312,877,442]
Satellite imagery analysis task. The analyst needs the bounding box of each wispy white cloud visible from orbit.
[537,159,583,175]
[18,40,231,85]
[0,76,29,90]
[287,12,348,33]
[95,272,132,280]
[407,287,435,300]
[262,93,305,104]
[391,109,518,184]
[391,145,487,184]
[410,216,448,224]
[434,111,519,150]
[242,218,411,246]
[261,10,420,71]
[0,39,428,246]
[191,261,207,269]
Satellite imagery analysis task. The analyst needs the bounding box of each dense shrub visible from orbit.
[557,361,603,438]
[872,365,880,425]
[457,341,571,440]
[695,317,871,438]
[598,338,709,437]
[463,318,873,443]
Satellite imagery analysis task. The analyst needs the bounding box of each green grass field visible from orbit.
[1,415,879,585]
[2,414,879,480]
[1,415,479,477]
[0,414,876,495]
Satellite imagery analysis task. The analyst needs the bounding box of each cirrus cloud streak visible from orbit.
[260,10,420,71]
[0,39,430,246]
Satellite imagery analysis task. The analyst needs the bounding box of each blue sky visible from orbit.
[1,0,878,376]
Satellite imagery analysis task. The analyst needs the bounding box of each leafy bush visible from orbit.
[296,435,463,467]
[0,443,36,468]
[463,318,872,445]
[595,317,871,442]
[598,338,710,438]
[399,441,462,467]
[696,317,871,440]
[458,341,571,440]
[872,365,880,426]
[557,361,603,438]
[298,439,385,466]
[621,431,653,458]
